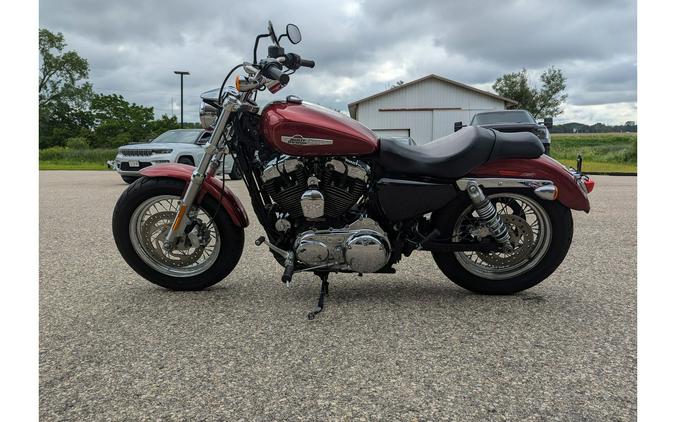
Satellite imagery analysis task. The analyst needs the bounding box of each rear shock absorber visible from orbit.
[465,181,513,252]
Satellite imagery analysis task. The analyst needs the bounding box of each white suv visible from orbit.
[113,129,239,183]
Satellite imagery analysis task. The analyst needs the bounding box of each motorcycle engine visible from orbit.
[261,156,390,273]
[294,217,390,273]
[260,156,368,220]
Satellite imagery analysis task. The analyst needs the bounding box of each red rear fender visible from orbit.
[139,163,249,227]
[470,155,592,212]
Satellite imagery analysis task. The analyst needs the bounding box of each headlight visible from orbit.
[536,128,550,141]
[152,149,173,154]
[200,101,218,129]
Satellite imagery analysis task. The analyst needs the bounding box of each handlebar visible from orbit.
[254,53,315,89]
[299,58,315,68]
[262,62,290,85]
[280,53,315,70]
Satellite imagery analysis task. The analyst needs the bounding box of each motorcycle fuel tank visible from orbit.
[260,101,379,156]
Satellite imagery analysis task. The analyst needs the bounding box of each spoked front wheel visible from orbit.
[432,190,573,294]
[112,177,244,290]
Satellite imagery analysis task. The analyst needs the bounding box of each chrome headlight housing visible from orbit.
[200,101,218,129]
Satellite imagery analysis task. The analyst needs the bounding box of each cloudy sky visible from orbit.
[40,0,636,125]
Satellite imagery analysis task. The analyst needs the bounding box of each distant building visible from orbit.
[348,74,518,144]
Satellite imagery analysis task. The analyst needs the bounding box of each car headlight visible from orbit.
[152,149,173,154]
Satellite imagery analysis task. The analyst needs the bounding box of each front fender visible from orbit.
[469,155,591,212]
[140,163,249,227]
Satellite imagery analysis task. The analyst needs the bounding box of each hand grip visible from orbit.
[264,64,290,84]
[299,59,315,68]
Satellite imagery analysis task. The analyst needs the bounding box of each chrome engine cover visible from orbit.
[344,232,390,273]
[300,189,324,219]
[294,217,390,273]
[260,155,369,220]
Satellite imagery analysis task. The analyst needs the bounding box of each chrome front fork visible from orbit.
[162,97,238,248]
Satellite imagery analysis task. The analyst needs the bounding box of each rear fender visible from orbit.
[466,155,591,212]
[139,163,249,227]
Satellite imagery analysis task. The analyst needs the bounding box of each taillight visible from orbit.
[584,178,595,193]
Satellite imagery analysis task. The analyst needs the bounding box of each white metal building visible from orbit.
[348,74,518,144]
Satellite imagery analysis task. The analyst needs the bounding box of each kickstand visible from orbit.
[307,272,330,320]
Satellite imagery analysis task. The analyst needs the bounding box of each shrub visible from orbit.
[65,137,90,149]
[39,147,118,163]
[110,133,132,148]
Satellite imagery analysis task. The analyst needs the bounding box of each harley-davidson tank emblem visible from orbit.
[281,135,333,146]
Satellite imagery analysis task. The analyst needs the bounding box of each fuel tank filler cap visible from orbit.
[286,95,303,104]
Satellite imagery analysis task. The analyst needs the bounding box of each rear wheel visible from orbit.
[112,177,244,290]
[121,176,138,184]
[432,190,573,294]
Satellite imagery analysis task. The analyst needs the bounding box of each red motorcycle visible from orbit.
[112,22,594,318]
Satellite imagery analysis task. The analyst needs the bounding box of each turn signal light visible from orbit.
[235,75,241,91]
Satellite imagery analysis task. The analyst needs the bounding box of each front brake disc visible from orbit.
[140,211,206,267]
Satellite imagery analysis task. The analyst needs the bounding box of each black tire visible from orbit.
[431,189,573,295]
[121,176,139,184]
[543,143,551,155]
[229,163,242,180]
[177,156,195,166]
[112,177,244,290]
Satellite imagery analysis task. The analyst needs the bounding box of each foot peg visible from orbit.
[281,254,295,285]
[307,273,329,320]
[255,236,295,285]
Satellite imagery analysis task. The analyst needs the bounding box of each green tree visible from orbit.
[148,114,180,138]
[65,137,89,149]
[39,28,94,148]
[389,80,405,90]
[89,94,155,148]
[492,67,568,119]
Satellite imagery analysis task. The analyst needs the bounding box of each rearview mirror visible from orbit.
[268,20,279,45]
[286,24,302,44]
[454,121,464,132]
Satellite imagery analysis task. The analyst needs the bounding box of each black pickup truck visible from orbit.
[455,110,552,155]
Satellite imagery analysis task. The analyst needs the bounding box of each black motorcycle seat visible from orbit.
[377,126,543,179]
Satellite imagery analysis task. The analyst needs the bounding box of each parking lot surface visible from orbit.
[40,171,636,421]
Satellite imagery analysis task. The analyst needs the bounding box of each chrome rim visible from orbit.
[129,195,221,277]
[452,193,552,280]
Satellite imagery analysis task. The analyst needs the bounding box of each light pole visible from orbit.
[173,71,190,127]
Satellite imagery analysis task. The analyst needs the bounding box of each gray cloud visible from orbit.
[40,0,636,124]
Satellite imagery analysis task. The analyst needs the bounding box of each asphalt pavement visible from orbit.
[39,171,637,421]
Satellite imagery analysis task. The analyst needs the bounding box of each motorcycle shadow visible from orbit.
[121,274,550,318]
[282,276,551,310]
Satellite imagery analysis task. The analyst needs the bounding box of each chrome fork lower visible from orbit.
[465,181,513,252]
[162,96,238,248]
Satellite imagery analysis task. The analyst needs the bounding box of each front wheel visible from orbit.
[112,177,244,290]
[432,190,573,294]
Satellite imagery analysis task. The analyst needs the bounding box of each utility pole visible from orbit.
[173,71,190,127]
